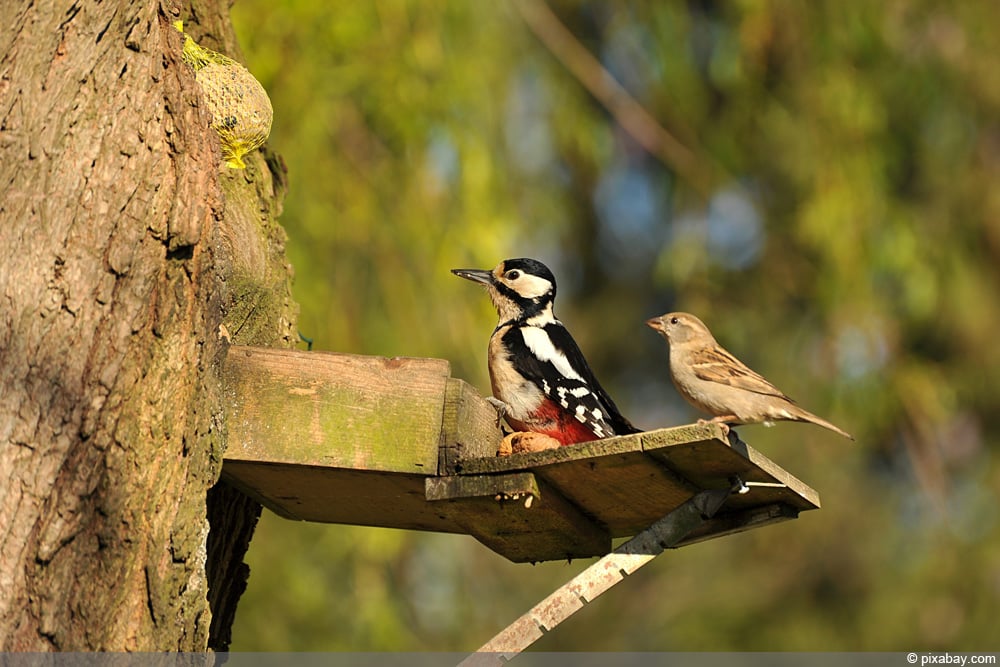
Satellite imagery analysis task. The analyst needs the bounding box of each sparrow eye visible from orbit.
[504,270,521,280]
[670,316,679,325]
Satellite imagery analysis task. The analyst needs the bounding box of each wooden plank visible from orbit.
[221,348,509,540]
[219,344,821,563]
[677,502,799,546]
[426,471,543,503]
[224,346,449,473]
[531,439,699,537]
[452,429,706,536]
[456,424,819,512]
[448,424,819,544]
[463,489,731,662]
[221,462,465,533]
[426,473,611,563]
[642,428,821,512]
[439,378,504,474]
[456,433,648,475]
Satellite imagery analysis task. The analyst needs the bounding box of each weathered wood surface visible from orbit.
[222,346,504,532]
[0,4,278,651]
[437,423,818,559]
[222,461,455,531]
[426,473,610,562]
[225,346,452,473]
[222,346,820,563]
[439,378,505,473]
[461,488,732,663]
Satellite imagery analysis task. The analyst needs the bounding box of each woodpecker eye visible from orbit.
[504,270,521,280]
[670,316,680,325]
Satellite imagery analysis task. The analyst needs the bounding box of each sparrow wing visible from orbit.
[689,345,796,402]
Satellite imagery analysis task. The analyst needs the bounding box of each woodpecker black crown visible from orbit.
[500,258,557,293]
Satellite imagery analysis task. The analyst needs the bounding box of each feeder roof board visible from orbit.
[221,346,820,563]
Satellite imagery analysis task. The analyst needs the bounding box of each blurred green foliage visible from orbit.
[229,0,999,651]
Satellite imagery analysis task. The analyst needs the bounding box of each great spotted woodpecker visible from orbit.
[452,258,640,445]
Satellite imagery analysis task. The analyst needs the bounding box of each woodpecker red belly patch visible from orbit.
[504,397,601,446]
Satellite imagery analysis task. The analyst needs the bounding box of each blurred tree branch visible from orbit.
[512,0,719,195]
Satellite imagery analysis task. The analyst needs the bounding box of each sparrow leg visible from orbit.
[695,416,738,435]
[695,417,725,434]
[707,415,742,435]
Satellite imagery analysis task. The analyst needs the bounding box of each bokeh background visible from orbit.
[228,0,999,651]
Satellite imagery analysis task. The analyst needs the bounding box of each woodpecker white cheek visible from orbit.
[511,273,554,299]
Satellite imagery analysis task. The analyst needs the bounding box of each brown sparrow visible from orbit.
[646,312,853,440]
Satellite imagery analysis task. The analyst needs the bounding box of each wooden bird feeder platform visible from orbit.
[221,346,819,564]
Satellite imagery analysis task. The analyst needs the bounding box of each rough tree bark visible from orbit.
[0,0,296,651]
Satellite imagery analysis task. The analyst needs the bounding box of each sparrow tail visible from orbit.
[795,409,854,441]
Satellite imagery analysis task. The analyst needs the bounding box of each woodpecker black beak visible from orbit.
[451,268,493,286]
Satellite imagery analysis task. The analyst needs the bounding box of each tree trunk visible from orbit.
[0,0,296,651]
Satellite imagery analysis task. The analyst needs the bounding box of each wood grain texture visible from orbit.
[677,502,799,546]
[445,423,818,550]
[426,473,611,563]
[0,1,295,650]
[643,427,821,511]
[224,347,451,473]
[440,378,505,473]
[220,348,507,538]
[465,489,731,659]
[221,353,820,563]
[221,462,457,532]
[0,0,222,650]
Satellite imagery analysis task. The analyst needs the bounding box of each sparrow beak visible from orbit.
[451,268,493,286]
[645,316,665,334]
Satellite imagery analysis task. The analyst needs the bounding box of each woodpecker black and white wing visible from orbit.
[502,322,639,438]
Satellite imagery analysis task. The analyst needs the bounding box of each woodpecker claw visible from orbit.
[486,397,510,429]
